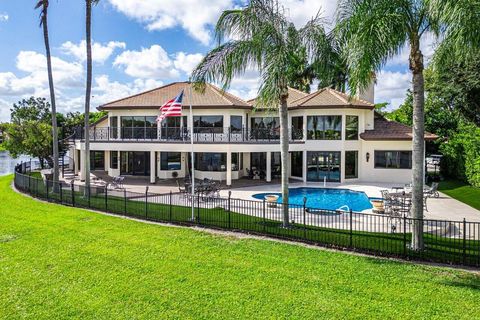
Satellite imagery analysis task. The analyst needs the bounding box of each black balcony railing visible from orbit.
[73,126,305,143]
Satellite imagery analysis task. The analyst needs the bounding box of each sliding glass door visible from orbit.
[307,151,341,182]
[120,151,150,176]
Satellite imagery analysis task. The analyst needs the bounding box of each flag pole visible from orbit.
[189,83,195,221]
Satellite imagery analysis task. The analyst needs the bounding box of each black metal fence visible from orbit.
[13,164,480,268]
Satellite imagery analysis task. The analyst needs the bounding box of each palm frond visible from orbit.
[336,0,409,94]
[35,0,48,27]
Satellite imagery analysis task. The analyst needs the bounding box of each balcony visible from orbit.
[73,127,305,144]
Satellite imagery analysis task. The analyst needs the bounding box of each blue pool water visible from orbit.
[252,188,373,211]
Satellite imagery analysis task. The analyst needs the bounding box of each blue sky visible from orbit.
[0,0,435,122]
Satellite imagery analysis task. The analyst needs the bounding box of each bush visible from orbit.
[440,121,480,187]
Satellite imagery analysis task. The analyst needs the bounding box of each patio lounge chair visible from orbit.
[424,182,440,198]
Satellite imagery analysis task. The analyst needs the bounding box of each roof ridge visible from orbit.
[287,86,309,96]
[326,88,352,105]
[99,82,182,108]
[328,87,375,107]
[208,83,251,106]
[291,88,325,106]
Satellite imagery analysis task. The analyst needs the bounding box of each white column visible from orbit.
[116,116,121,139]
[302,150,307,183]
[150,151,156,184]
[226,152,232,186]
[105,151,110,172]
[303,115,307,140]
[266,151,272,182]
[80,149,86,181]
[74,149,79,175]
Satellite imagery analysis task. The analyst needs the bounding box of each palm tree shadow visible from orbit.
[440,274,480,291]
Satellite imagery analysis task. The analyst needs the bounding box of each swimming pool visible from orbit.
[251,187,373,212]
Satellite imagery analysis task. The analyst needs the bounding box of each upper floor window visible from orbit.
[193,116,223,133]
[307,116,342,140]
[374,151,412,169]
[230,116,243,133]
[345,115,359,140]
[251,117,280,139]
[291,116,303,140]
[110,117,118,139]
[120,116,157,139]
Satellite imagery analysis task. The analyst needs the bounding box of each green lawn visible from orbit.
[439,180,480,211]
[2,175,480,319]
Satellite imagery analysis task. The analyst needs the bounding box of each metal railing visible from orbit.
[13,163,480,268]
[72,126,305,143]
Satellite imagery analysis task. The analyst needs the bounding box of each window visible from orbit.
[345,116,359,140]
[160,152,181,170]
[230,116,243,133]
[161,117,183,140]
[251,117,280,139]
[307,116,342,140]
[231,153,241,171]
[90,151,105,171]
[291,151,303,177]
[110,151,118,169]
[120,116,157,139]
[193,116,223,133]
[110,117,118,139]
[291,116,303,140]
[194,153,226,171]
[345,151,358,179]
[374,151,412,169]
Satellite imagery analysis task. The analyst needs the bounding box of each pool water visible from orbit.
[252,187,373,212]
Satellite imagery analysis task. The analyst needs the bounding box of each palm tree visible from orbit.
[191,0,331,227]
[336,0,480,250]
[35,0,59,190]
[83,0,99,192]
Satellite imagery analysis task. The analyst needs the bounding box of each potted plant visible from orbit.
[171,171,178,179]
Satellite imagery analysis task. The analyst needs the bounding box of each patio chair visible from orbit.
[176,179,186,196]
[424,182,440,198]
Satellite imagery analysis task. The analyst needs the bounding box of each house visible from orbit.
[71,81,437,185]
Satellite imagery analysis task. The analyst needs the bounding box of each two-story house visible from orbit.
[71,82,437,186]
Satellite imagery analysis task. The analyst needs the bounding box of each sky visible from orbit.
[0,0,438,122]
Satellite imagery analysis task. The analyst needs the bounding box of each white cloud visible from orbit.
[375,70,411,109]
[60,40,126,64]
[280,0,338,29]
[91,75,163,107]
[173,52,204,75]
[227,69,261,101]
[0,13,8,22]
[107,0,234,45]
[114,45,180,79]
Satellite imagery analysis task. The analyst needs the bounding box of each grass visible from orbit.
[439,180,480,211]
[2,175,480,319]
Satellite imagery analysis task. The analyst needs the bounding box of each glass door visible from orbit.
[307,151,341,182]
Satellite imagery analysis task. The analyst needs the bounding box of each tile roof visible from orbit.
[248,87,309,108]
[360,115,438,141]
[98,82,251,110]
[289,87,374,109]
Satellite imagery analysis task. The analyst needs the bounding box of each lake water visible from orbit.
[0,151,33,176]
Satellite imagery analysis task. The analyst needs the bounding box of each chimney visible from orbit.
[357,72,376,104]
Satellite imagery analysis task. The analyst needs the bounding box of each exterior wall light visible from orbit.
[366,152,370,162]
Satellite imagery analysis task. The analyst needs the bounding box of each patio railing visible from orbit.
[72,126,305,143]
[14,163,480,268]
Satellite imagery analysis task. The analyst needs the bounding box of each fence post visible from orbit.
[104,186,108,212]
[463,218,467,265]
[303,197,307,239]
[59,182,63,203]
[71,182,75,207]
[197,194,201,224]
[169,191,172,221]
[124,189,127,215]
[228,191,231,229]
[403,215,407,257]
[262,198,266,232]
[46,178,49,201]
[88,185,91,208]
[349,209,353,248]
[28,174,31,193]
[145,186,149,219]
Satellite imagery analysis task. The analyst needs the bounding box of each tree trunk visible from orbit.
[279,93,290,227]
[84,0,92,194]
[41,1,59,192]
[409,37,425,250]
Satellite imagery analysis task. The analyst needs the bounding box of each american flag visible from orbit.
[157,90,184,122]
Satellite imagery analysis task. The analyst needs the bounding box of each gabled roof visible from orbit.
[248,87,309,108]
[360,115,438,141]
[289,87,374,110]
[98,82,251,110]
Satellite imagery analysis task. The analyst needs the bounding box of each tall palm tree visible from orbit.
[83,0,99,192]
[336,0,480,250]
[35,0,59,189]
[191,0,331,227]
